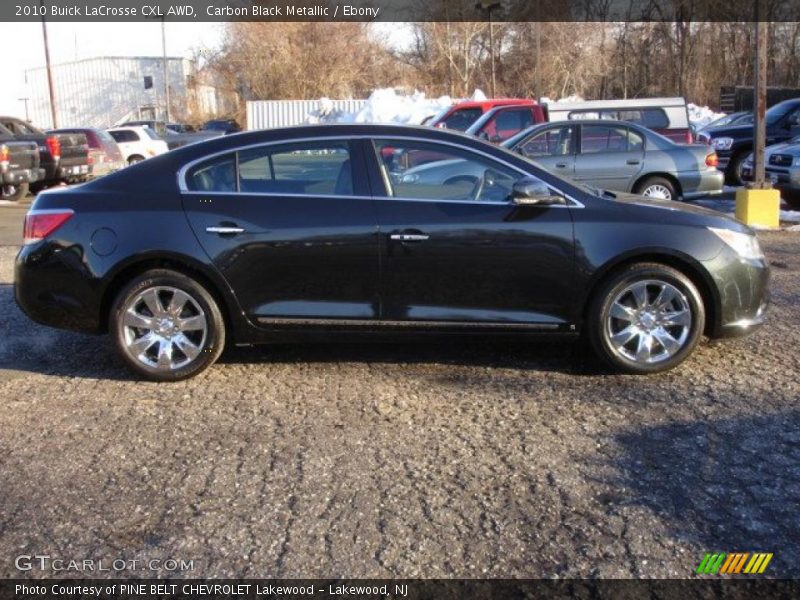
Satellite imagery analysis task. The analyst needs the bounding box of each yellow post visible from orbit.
[735,187,781,229]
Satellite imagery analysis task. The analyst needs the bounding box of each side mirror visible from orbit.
[512,177,565,206]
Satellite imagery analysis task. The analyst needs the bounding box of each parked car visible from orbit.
[740,137,800,208]
[700,111,753,131]
[16,124,768,381]
[1,124,42,201]
[49,128,125,179]
[429,99,539,131]
[545,97,693,144]
[201,119,242,135]
[107,126,169,164]
[465,104,548,143]
[121,120,223,150]
[697,98,800,184]
[408,120,722,201]
[0,116,91,191]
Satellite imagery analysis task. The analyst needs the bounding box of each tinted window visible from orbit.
[517,126,575,157]
[483,109,535,142]
[238,141,352,196]
[373,138,527,203]
[628,129,645,151]
[580,125,630,153]
[569,108,669,129]
[187,154,237,192]
[442,108,483,131]
[108,130,140,143]
[1,119,41,135]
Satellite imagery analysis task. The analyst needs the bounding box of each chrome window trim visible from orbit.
[176,134,585,208]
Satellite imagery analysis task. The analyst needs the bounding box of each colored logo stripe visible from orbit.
[697,552,773,575]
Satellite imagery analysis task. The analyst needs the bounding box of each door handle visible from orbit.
[555,163,568,168]
[626,159,641,165]
[390,233,429,242]
[206,226,245,235]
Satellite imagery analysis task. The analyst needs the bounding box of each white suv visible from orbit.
[106,126,169,165]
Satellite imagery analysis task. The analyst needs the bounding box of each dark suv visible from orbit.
[697,98,800,184]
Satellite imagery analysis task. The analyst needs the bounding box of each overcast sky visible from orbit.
[0,21,224,116]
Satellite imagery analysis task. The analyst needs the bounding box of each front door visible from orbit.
[366,138,576,327]
[181,139,380,324]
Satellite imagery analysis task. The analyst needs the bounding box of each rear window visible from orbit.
[442,108,483,131]
[569,108,669,129]
[108,130,139,143]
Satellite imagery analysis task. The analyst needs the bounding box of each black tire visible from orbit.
[634,176,677,201]
[781,190,800,210]
[110,269,225,381]
[727,152,749,186]
[128,155,145,165]
[1,182,29,202]
[587,263,705,374]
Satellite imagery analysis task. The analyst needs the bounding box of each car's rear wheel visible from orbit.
[110,269,225,381]
[1,182,28,202]
[588,263,705,374]
[635,176,676,200]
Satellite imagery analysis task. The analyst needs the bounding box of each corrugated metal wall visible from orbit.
[24,57,191,129]
[246,99,367,131]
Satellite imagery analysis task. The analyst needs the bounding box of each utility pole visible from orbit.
[161,17,171,122]
[477,1,501,97]
[40,0,58,128]
[752,16,768,189]
[734,0,780,228]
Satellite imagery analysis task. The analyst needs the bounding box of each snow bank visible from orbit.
[306,88,455,126]
[688,103,726,128]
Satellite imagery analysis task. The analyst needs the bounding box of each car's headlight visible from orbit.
[401,173,419,183]
[711,137,734,151]
[709,227,764,260]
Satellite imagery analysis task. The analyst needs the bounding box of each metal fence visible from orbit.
[246,99,367,131]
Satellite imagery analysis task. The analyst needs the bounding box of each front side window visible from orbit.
[580,125,630,153]
[373,139,527,203]
[517,126,575,158]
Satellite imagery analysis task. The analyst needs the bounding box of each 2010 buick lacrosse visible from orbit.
[15,124,769,381]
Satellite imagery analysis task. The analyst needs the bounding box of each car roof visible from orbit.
[449,99,535,110]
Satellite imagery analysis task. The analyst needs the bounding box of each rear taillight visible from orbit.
[0,144,8,168]
[706,152,719,168]
[23,209,73,245]
[686,131,694,144]
[46,136,61,160]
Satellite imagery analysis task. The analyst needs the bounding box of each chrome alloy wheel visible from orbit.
[120,286,208,371]
[605,279,692,364]
[641,184,673,200]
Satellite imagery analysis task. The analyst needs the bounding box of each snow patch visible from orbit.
[688,103,726,128]
[306,88,454,126]
[780,210,800,222]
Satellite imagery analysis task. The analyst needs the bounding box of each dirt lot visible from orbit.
[0,232,798,579]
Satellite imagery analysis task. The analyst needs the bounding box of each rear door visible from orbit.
[366,137,575,327]
[574,124,644,191]
[181,138,380,324]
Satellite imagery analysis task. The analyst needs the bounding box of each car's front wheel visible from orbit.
[110,269,225,381]
[1,182,28,202]
[588,263,705,374]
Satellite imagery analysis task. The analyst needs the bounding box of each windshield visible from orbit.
[766,102,799,126]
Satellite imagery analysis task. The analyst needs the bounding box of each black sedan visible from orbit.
[15,125,769,381]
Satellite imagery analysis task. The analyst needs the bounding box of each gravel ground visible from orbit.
[0,233,798,579]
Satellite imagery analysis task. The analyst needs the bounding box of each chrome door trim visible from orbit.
[176,134,585,208]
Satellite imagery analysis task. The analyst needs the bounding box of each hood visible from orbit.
[702,124,753,138]
[602,190,751,233]
[762,141,800,157]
